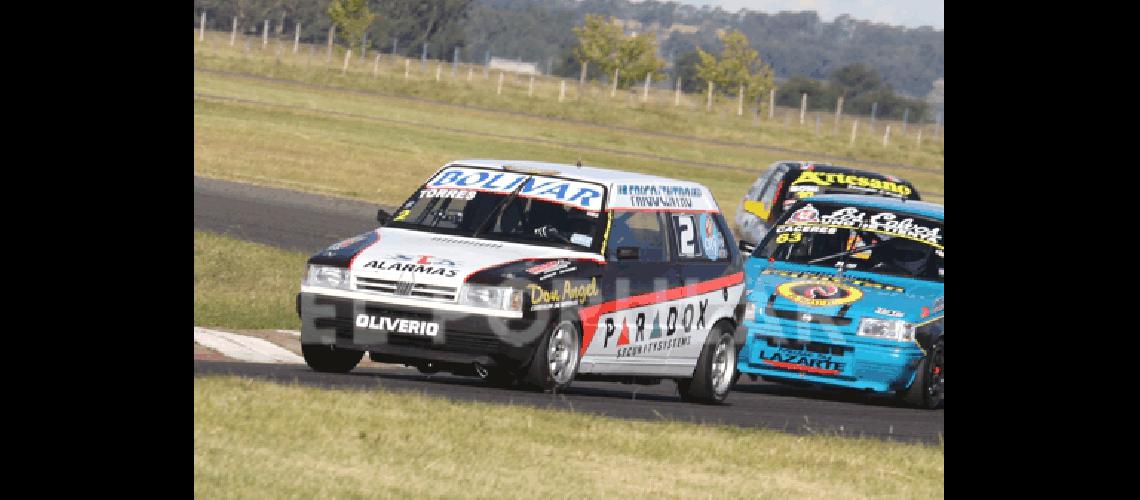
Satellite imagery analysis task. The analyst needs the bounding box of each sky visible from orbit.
[675,0,944,29]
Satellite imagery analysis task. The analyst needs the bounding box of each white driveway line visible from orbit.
[194,327,304,364]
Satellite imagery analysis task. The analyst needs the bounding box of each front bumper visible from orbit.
[736,319,925,393]
[298,291,553,369]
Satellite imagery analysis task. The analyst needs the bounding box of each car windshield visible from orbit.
[386,167,607,252]
[756,201,943,282]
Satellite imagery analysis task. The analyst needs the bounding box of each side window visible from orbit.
[607,211,669,262]
[759,167,788,206]
[670,212,729,261]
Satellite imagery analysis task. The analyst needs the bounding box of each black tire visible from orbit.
[301,344,363,373]
[676,322,735,404]
[901,338,943,409]
[523,320,581,391]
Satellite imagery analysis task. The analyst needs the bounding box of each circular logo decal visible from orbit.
[776,280,864,307]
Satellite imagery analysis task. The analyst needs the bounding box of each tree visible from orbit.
[615,30,666,87]
[327,0,376,51]
[695,30,774,100]
[572,14,623,84]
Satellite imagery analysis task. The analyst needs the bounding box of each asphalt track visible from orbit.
[193,175,944,444]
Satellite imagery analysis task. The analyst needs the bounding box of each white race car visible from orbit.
[298,160,746,403]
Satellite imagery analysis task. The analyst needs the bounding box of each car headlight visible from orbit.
[304,265,350,290]
[857,318,916,342]
[459,284,523,312]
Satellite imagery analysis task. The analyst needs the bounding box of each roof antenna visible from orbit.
[575,158,582,168]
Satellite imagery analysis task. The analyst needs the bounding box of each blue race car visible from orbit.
[735,194,943,409]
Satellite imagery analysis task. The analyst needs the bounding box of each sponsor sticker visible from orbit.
[776,280,864,307]
[427,167,605,210]
[528,278,600,308]
[699,213,725,261]
[790,171,913,197]
[355,314,439,336]
[874,307,905,318]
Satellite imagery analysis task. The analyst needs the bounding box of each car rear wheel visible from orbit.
[523,321,581,391]
[901,338,943,409]
[302,344,363,373]
[677,323,735,404]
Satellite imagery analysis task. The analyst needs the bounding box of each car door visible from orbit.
[578,210,678,375]
[664,211,739,367]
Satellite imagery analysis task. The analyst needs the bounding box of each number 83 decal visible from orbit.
[775,232,802,244]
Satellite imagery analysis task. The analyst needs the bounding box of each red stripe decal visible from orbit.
[577,272,743,355]
[761,359,840,376]
[348,230,382,269]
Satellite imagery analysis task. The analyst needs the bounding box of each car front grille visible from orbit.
[354,276,458,302]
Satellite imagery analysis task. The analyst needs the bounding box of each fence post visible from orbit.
[799,93,807,125]
[199,12,206,42]
[435,63,441,81]
[902,108,909,134]
[497,71,504,95]
[611,68,619,97]
[738,84,745,116]
[706,81,714,111]
[559,80,566,102]
[262,20,269,48]
[674,78,681,106]
[916,129,923,148]
[467,67,473,81]
[453,47,460,76]
[642,73,651,102]
[834,96,844,132]
[373,54,380,77]
[361,33,367,60]
[871,102,878,123]
[421,43,428,70]
[293,22,300,53]
[882,126,890,146]
[230,17,237,46]
[404,59,409,80]
[342,49,351,73]
[850,120,858,146]
[768,89,775,119]
[579,62,588,88]
[326,26,335,64]
[529,75,535,97]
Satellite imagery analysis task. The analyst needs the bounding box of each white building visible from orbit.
[488,57,540,75]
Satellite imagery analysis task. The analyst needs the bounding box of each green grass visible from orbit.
[195,376,944,498]
[194,231,306,330]
[193,30,943,171]
[193,70,943,223]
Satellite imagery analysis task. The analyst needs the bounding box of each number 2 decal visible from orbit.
[675,215,697,257]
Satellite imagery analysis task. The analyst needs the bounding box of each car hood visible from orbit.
[743,259,943,323]
[324,227,604,288]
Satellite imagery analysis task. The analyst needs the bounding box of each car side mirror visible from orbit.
[376,209,392,225]
[739,240,756,254]
[615,247,640,261]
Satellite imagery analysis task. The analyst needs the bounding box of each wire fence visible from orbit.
[193,17,945,153]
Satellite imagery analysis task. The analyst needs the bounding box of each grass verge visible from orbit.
[195,376,943,498]
[194,231,306,330]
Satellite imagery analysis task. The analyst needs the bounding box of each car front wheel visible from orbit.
[901,338,943,409]
[301,344,363,373]
[523,321,581,391]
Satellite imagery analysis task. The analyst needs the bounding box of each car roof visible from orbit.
[776,161,915,185]
[446,159,694,186]
[805,194,944,220]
